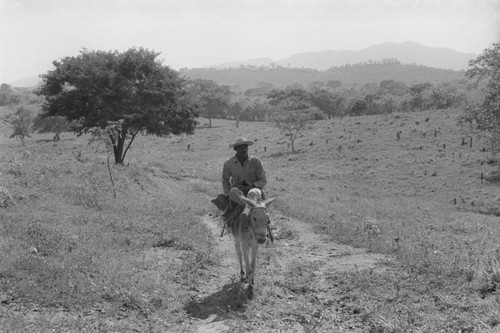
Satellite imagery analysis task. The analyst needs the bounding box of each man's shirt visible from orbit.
[222,155,267,195]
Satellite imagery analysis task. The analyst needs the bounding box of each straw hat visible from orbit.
[229,137,254,148]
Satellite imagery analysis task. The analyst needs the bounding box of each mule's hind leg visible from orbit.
[234,237,245,282]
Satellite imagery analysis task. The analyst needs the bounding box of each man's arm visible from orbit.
[252,158,267,189]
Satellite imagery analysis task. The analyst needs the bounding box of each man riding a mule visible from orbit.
[212,137,267,221]
[212,137,274,291]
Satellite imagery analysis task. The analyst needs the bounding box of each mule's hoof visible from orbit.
[247,285,254,299]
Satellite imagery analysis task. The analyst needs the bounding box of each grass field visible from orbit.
[1,106,500,332]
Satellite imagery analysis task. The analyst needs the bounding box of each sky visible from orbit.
[1,0,499,84]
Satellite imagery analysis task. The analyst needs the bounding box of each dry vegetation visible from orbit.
[1,106,500,332]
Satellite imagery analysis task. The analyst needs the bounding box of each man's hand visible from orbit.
[238,185,252,193]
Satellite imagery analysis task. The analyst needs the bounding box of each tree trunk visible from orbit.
[113,136,125,164]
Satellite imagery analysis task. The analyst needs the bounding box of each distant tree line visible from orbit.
[186,77,476,123]
[0,83,43,106]
[1,44,490,159]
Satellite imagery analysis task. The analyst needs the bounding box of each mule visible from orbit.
[227,190,275,292]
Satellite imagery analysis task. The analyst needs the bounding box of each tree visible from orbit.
[0,84,20,106]
[272,104,321,154]
[409,82,432,111]
[350,99,368,116]
[9,106,33,145]
[267,88,312,111]
[378,80,408,96]
[326,80,342,91]
[268,91,322,153]
[463,40,500,132]
[37,47,197,164]
[229,96,271,121]
[309,89,344,119]
[186,79,231,127]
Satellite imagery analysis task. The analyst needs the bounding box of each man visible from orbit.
[212,137,267,212]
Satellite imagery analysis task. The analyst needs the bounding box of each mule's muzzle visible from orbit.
[257,237,266,245]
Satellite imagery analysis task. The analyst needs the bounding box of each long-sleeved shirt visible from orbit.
[222,155,267,195]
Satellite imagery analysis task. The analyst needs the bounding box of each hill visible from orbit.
[212,42,476,71]
[182,62,465,91]
[275,42,476,71]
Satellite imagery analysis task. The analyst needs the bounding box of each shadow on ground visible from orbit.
[184,282,249,321]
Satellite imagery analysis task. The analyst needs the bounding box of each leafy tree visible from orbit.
[326,80,342,91]
[463,40,500,132]
[350,99,368,116]
[378,80,409,96]
[32,115,70,140]
[37,47,197,164]
[9,106,33,145]
[227,98,245,120]
[377,95,397,114]
[268,91,322,153]
[186,79,231,127]
[237,97,272,121]
[309,89,343,119]
[0,84,43,106]
[267,88,312,111]
[364,94,381,115]
[409,82,432,111]
[0,84,20,106]
[422,86,459,110]
[308,81,325,91]
[244,82,274,97]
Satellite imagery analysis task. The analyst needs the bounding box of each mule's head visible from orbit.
[248,198,275,245]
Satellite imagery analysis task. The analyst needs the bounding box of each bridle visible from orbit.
[249,206,273,243]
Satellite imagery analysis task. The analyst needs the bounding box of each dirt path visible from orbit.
[179,209,389,332]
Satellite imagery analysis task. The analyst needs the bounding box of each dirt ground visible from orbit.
[175,209,389,333]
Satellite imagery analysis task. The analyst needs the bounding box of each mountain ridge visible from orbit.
[5,42,475,88]
[211,41,476,71]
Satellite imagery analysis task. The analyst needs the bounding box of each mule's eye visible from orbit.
[253,217,257,222]
[267,219,270,225]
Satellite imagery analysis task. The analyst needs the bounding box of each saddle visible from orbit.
[211,189,271,240]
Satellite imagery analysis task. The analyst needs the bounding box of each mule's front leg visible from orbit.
[250,243,259,286]
[234,237,245,282]
[242,239,252,285]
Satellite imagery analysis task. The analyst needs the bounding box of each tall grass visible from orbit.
[0,139,216,316]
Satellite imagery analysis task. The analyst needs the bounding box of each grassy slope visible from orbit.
[1,108,500,331]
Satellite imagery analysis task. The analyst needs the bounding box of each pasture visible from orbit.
[1,106,500,332]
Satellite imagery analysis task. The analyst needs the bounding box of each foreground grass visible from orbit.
[1,108,500,331]
[262,109,500,331]
[0,135,219,331]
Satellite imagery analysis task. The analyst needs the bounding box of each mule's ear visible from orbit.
[241,196,257,208]
[264,197,275,207]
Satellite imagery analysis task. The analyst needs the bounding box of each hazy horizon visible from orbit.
[1,0,499,84]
